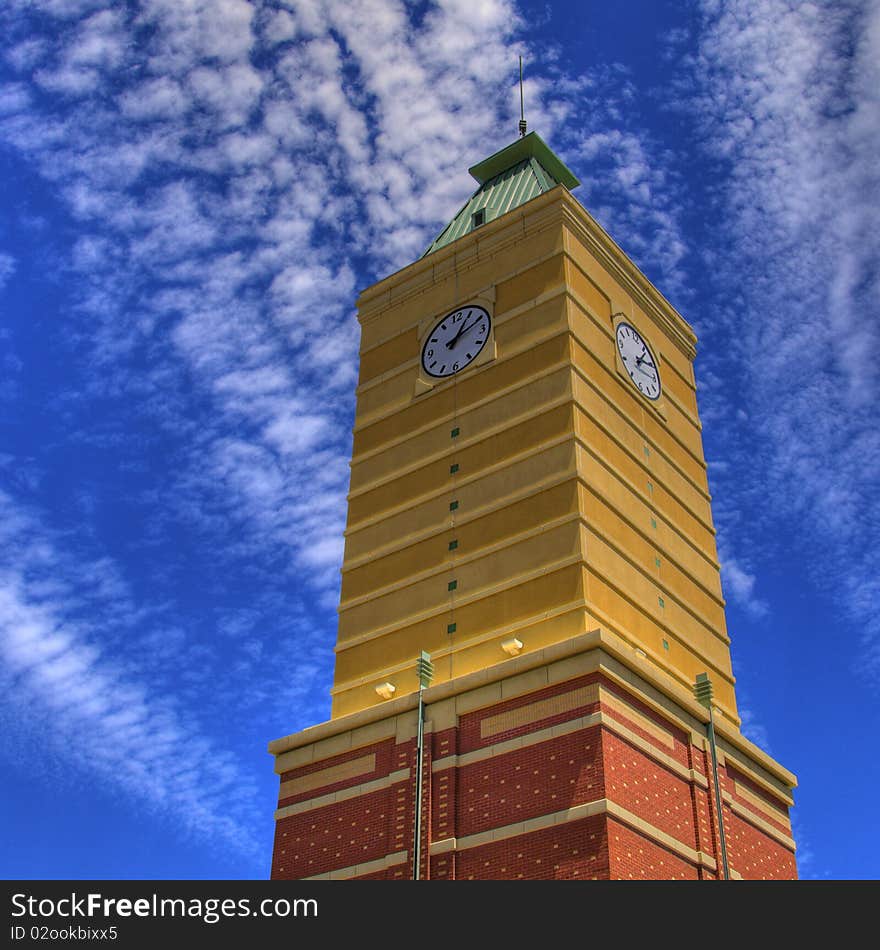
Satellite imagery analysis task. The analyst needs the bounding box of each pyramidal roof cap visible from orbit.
[422,132,580,257]
[468,131,579,188]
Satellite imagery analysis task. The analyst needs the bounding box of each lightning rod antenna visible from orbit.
[518,56,527,137]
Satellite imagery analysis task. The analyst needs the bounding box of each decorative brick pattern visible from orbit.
[278,753,376,801]
[480,684,598,738]
[269,672,796,880]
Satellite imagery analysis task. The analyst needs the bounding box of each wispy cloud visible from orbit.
[0,0,547,858]
[680,0,880,676]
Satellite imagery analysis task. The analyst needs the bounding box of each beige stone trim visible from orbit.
[272,710,415,775]
[333,598,590,695]
[723,792,795,850]
[269,629,797,795]
[733,780,791,825]
[304,850,409,881]
[434,712,603,772]
[278,753,376,801]
[433,706,704,790]
[600,688,675,750]
[605,800,716,870]
[428,797,715,872]
[274,769,410,821]
[480,684,599,738]
[587,597,735,699]
[432,798,608,852]
[596,647,797,799]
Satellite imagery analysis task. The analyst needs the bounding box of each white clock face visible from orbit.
[616,322,661,400]
[421,305,491,379]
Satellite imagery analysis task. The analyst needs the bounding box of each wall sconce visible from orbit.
[501,637,523,657]
[375,682,396,700]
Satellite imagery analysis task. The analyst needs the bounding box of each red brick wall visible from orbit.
[452,815,609,880]
[603,730,698,848]
[270,672,796,880]
[454,727,603,838]
[607,818,701,880]
[726,810,798,880]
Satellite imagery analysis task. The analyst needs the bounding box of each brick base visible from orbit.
[269,646,797,880]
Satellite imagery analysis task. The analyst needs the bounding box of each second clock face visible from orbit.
[616,321,662,400]
[421,305,491,379]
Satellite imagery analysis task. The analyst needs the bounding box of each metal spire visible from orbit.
[519,55,527,137]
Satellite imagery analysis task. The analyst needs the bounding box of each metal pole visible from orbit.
[413,651,433,881]
[706,703,731,880]
[413,686,425,880]
[694,673,730,880]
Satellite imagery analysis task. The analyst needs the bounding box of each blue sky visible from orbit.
[0,0,877,881]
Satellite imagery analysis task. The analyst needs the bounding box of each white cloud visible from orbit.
[0,496,260,857]
[120,76,189,120]
[689,0,880,679]
[0,253,16,291]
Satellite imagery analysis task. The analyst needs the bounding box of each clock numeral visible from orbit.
[452,362,459,372]
[427,348,434,358]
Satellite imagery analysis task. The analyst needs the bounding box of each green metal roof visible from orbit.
[422,132,579,257]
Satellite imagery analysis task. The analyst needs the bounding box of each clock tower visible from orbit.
[268,132,798,880]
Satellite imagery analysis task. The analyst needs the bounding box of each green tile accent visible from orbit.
[658,596,665,608]
[644,446,651,458]
[650,518,657,529]
[448,580,457,592]
[662,639,669,651]
[647,481,653,494]
[449,500,459,511]
[447,623,457,634]
[450,427,460,438]
[654,557,661,568]
[449,463,459,474]
[448,540,458,551]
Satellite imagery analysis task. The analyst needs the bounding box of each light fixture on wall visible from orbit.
[375,682,396,700]
[501,637,523,657]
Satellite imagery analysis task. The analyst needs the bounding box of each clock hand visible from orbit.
[446,318,479,349]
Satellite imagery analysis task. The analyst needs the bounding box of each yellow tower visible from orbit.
[334,132,733,722]
[269,133,797,881]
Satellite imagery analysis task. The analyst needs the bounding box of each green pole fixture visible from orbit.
[694,673,730,880]
[413,650,434,881]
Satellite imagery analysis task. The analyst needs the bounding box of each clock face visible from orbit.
[421,305,491,379]
[616,322,662,400]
